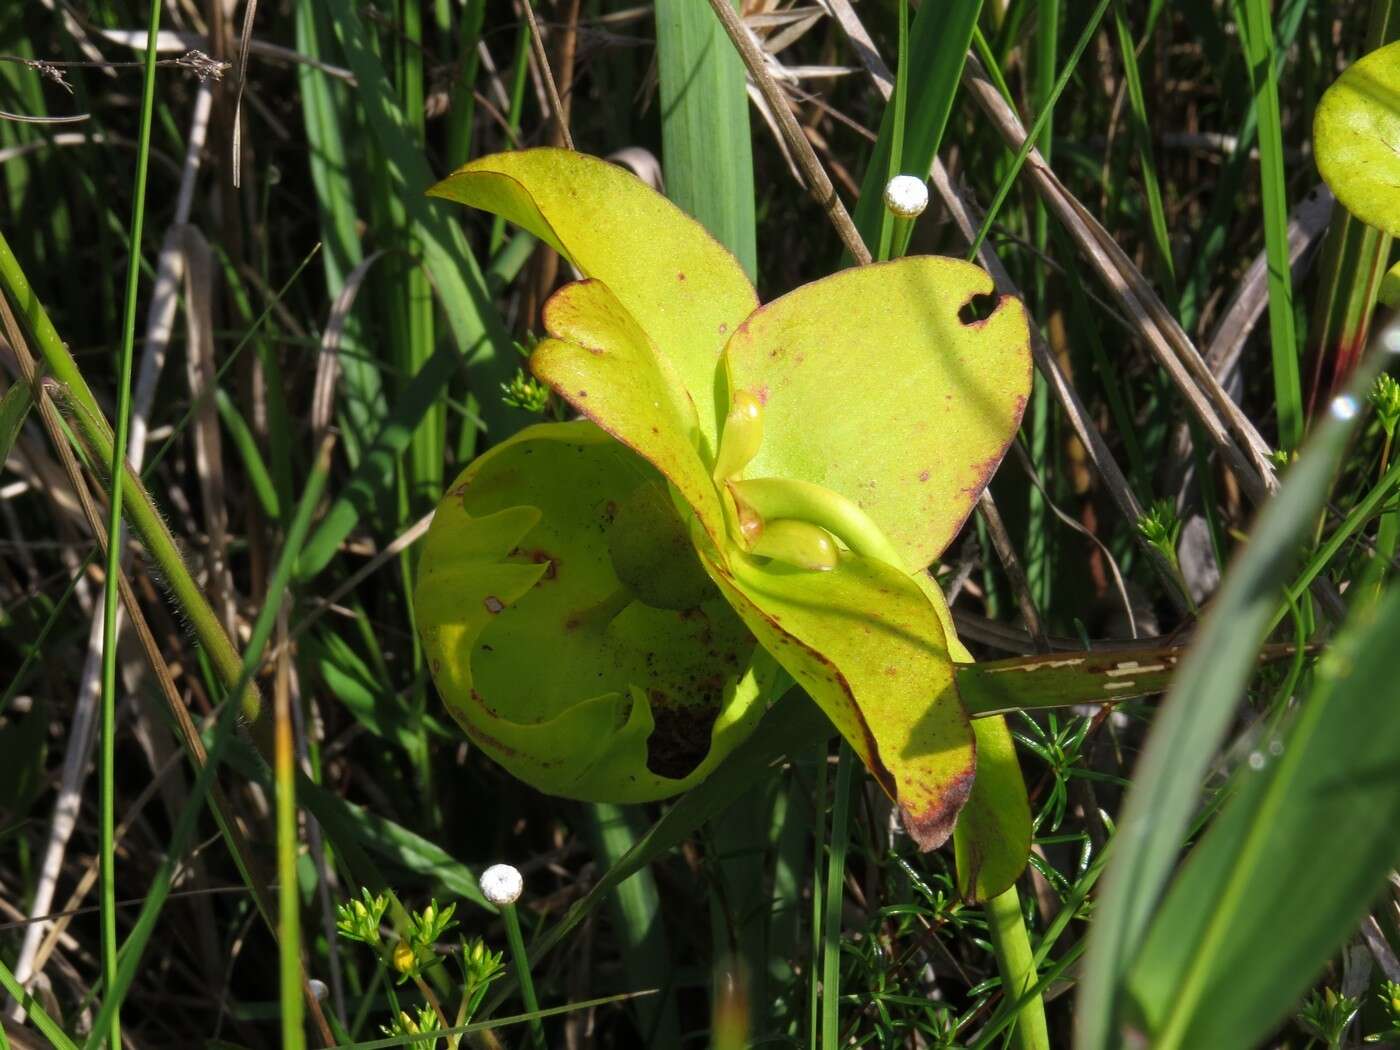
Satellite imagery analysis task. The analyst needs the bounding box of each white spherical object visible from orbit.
[480,863,524,907]
[883,175,929,219]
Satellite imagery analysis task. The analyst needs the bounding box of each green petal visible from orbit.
[1315,40,1400,237]
[952,717,1032,901]
[920,569,1032,897]
[415,422,771,801]
[532,278,726,545]
[429,148,758,448]
[722,257,1032,569]
[705,547,976,850]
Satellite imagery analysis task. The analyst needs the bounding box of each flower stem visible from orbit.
[501,902,545,1049]
[819,744,855,1046]
[99,2,164,1043]
[985,885,1050,1050]
[806,741,829,1050]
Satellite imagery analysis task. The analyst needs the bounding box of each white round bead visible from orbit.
[883,175,929,219]
[479,863,523,906]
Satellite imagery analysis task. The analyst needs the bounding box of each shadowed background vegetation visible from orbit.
[2,1,1400,1047]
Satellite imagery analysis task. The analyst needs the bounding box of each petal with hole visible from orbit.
[429,148,758,450]
[722,256,1032,570]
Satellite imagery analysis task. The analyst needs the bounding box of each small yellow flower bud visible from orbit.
[392,940,415,974]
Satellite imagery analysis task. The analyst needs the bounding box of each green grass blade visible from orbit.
[320,0,523,442]
[656,0,757,279]
[1236,0,1302,449]
[479,690,831,1017]
[291,773,491,910]
[967,0,1114,260]
[215,388,282,522]
[1126,581,1400,1048]
[1111,2,1176,303]
[81,442,337,1050]
[0,380,32,461]
[1074,317,1400,1050]
[579,804,682,1045]
[295,340,461,580]
[851,0,982,250]
[807,741,828,1050]
[819,745,854,1047]
[0,956,80,1050]
[98,8,163,1042]
[295,0,386,457]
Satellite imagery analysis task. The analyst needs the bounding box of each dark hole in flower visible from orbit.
[958,291,1000,326]
[645,701,720,780]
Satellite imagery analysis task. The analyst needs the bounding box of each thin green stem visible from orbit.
[501,903,545,1050]
[1237,0,1302,449]
[98,5,163,1044]
[276,630,306,1049]
[51,386,261,734]
[80,438,336,1050]
[807,743,828,1050]
[985,886,1050,1050]
[0,956,79,1050]
[875,0,909,265]
[1269,453,1400,634]
[967,0,1113,261]
[820,744,854,1047]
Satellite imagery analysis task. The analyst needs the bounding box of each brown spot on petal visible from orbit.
[919,469,930,482]
[900,768,976,851]
[718,322,729,334]
[677,272,686,281]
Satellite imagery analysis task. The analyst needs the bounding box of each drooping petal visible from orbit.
[919,572,1032,900]
[429,148,759,449]
[721,257,1032,570]
[704,547,976,850]
[415,421,773,801]
[532,278,727,546]
[952,717,1031,900]
[1315,40,1400,238]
